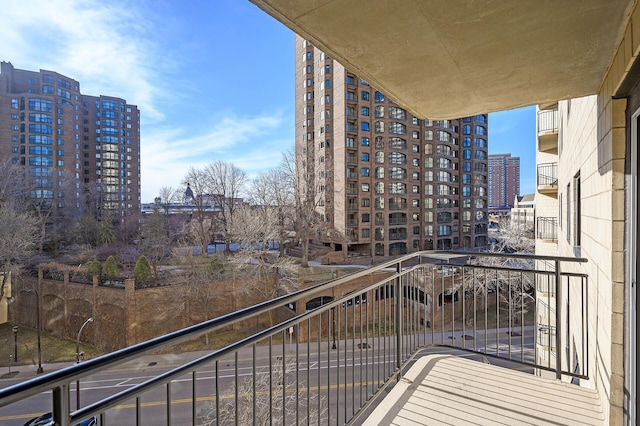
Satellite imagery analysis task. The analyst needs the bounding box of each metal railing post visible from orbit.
[395,261,402,380]
[52,384,70,426]
[555,259,562,380]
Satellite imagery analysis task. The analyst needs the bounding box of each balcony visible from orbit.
[537,162,558,194]
[537,217,558,241]
[537,108,559,152]
[0,251,602,426]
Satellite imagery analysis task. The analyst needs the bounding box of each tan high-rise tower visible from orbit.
[295,37,489,256]
[0,62,141,230]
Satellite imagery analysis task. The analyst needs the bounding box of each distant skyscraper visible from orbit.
[295,36,489,255]
[0,61,141,221]
[488,153,520,209]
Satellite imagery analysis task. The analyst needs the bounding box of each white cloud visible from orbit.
[141,112,292,202]
[0,0,167,120]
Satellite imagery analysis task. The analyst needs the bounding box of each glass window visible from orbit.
[361,153,369,162]
[361,106,369,116]
[389,137,406,150]
[361,91,370,101]
[361,122,370,131]
[389,122,406,135]
[374,91,385,102]
[362,213,370,222]
[361,183,370,192]
[389,167,406,179]
[361,168,370,177]
[29,98,52,112]
[389,106,406,119]
[361,137,370,146]
[375,121,384,133]
[389,152,406,164]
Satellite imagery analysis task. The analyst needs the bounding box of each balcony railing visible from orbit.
[537,217,558,241]
[537,108,558,134]
[537,108,559,152]
[537,162,558,193]
[0,252,588,426]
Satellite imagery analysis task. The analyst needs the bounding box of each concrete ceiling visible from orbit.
[250,0,634,119]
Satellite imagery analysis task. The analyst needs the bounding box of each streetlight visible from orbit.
[75,317,93,410]
[25,289,43,374]
[12,326,18,363]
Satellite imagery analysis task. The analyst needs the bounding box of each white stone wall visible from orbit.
[540,5,634,417]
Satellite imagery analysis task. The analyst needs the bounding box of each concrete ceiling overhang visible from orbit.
[250,0,634,119]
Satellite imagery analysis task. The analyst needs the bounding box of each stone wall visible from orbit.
[14,270,281,353]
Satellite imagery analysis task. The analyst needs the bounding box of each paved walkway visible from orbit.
[362,354,605,426]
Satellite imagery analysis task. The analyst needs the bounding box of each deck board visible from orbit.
[362,355,604,426]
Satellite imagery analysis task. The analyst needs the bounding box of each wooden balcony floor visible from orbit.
[362,354,604,425]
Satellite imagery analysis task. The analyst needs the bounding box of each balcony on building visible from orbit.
[536,216,558,242]
[537,106,559,152]
[537,162,558,194]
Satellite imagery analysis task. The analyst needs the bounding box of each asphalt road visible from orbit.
[0,327,536,425]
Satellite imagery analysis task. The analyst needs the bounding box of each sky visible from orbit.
[0,0,537,203]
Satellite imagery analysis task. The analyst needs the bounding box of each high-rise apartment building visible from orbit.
[0,62,141,222]
[295,37,489,256]
[488,153,520,209]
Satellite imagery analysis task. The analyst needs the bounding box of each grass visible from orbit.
[0,323,103,368]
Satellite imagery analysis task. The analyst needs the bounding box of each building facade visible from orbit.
[510,193,535,233]
[0,62,141,222]
[488,153,520,210]
[295,36,488,256]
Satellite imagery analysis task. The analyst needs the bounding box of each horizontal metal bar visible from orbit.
[0,250,588,410]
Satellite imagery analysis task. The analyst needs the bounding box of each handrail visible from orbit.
[0,250,590,425]
[0,252,413,406]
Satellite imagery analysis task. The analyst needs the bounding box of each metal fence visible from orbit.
[0,251,588,425]
[537,217,558,241]
[537,162,558,187]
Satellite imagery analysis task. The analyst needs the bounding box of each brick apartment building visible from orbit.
[0,61,141,224]
[295,36,489,255]
[488,153,520,209]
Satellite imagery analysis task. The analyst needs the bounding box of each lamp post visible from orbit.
[12,326,18,363]
[75,317,94,410]
[25,289,43,374]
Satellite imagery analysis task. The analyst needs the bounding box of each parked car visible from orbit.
[23,413,97,426]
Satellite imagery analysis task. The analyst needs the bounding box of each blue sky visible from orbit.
[0,0,536,202]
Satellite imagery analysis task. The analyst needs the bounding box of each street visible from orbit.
[0,327,536,425]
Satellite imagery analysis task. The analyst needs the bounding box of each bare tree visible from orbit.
[198,357,329,425]
[139,206,172,279]
[249,168,295,256]
[0,160,40,301]
[204,161,247,252]
[183,167,216,256]
[0,200,39,303]
[460,219,535,325]
[281,150,325,268]
[156,186,181,215]
[230,204,299,326]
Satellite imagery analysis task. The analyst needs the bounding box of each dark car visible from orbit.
[23,413,97,426]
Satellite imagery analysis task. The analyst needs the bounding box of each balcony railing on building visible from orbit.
[537,162,558,194]
[0,251,589,426]
[537,217,558,241]
[537,108,559,152]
